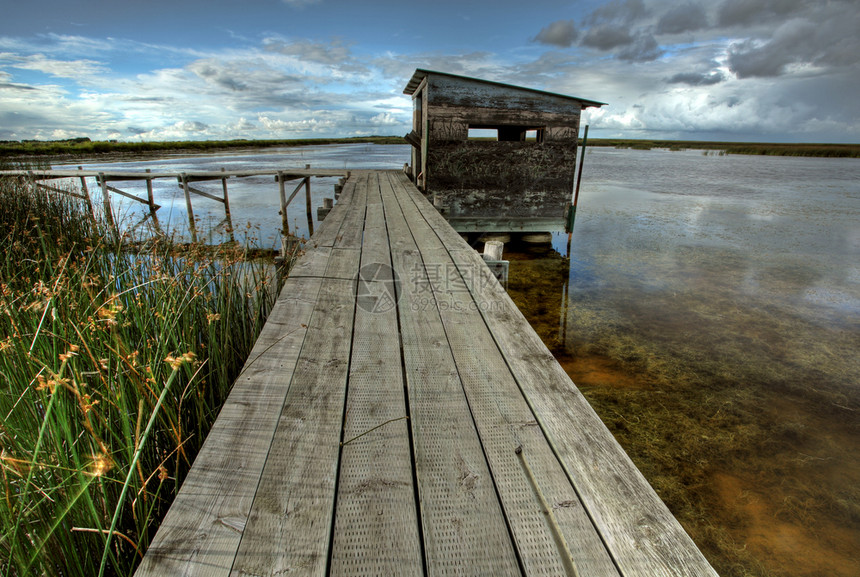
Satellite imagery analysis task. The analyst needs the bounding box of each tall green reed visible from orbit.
[0,176,285,575]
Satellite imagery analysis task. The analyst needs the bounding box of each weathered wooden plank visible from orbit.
[330,173,423,576]
[229,248,359,577]
[332,172,369,250]
[307,175,357,248]
[394,172,718,576]
[378,172,521,576]
[134,253,330,576]
[388,172,619,576]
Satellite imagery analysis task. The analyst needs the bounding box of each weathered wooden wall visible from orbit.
[427,141,575,220]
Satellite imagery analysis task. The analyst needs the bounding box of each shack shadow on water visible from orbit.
[502,237,860,577]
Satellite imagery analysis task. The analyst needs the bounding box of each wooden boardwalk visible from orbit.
[135,171,717,576]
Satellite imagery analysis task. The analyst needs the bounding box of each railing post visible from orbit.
[221,167,235,242]
[180,173,198,243]
[277,171,289,236]
[304,177,314,237]
[145,169,156,213]
[98,172,118,238]
[27,171,39,196]
[78,166,98,225]
[144,169,164,235]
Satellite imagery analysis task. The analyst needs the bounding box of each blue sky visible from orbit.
[1,0,857,142]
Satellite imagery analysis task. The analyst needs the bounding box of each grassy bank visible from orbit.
[0,178,287,575]
[588,139,860,158]
[0,135,405,160]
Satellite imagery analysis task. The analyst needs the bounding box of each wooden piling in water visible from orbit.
[317,197,334,221]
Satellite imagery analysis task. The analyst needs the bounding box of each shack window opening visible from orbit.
[468,128,498,140]
[469,125,546,142]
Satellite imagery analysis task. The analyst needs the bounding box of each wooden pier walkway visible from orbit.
[135,170,717,576]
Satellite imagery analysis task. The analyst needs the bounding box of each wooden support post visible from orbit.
[221,167,235,242]
[304,176,314,237]
[78,166,98,225]
[179,173,198,243]
[277,171,289,236]
[145,169,156,213]
[482,240,509,287]
[97,172,117,233]
[144,169,164,235]
[27,171,39,196]
[317,197,334,221]
[482,240,504,262]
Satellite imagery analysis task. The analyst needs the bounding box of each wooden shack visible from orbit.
[403,69,605,234]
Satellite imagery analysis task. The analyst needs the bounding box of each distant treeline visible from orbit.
[588,139,860,158]
[0,135,405,158]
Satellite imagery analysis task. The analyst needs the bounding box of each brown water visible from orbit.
[504,148,860,577]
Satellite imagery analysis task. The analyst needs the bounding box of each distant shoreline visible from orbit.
[588,139,860,158]
[0,136,405,165]
[1,135,858,163]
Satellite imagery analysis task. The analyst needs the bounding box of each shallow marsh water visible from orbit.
[63,144,859,576]
[525,148,859,576]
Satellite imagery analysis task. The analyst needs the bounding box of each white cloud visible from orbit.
[0,52,107,80]
[370,112,398,126]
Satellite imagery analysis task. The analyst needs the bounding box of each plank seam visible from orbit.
[324,202,367,576]
[392,172,625,575]
[380,172,430,577]
[384,172,527,577]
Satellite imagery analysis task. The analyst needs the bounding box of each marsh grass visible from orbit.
[0,177,287,576]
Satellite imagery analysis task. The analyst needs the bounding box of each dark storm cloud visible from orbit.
[716,0,805,27]
[656,3,708,34]
[0,82,37,91]
[581,24,661,62]
[666,70,725,86]
[616,32,662,62]
[585,0,649,26]
[574,0,661,61]
[190,62,248,91]
[581,24,633,50]
[727,38,791,78]
[263,38,356,67]
[726,8,860,78]
[532,20,579,48]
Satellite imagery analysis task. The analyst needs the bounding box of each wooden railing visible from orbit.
[0,167,350,242]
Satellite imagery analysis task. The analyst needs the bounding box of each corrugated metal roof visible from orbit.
[403,68,606,108]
